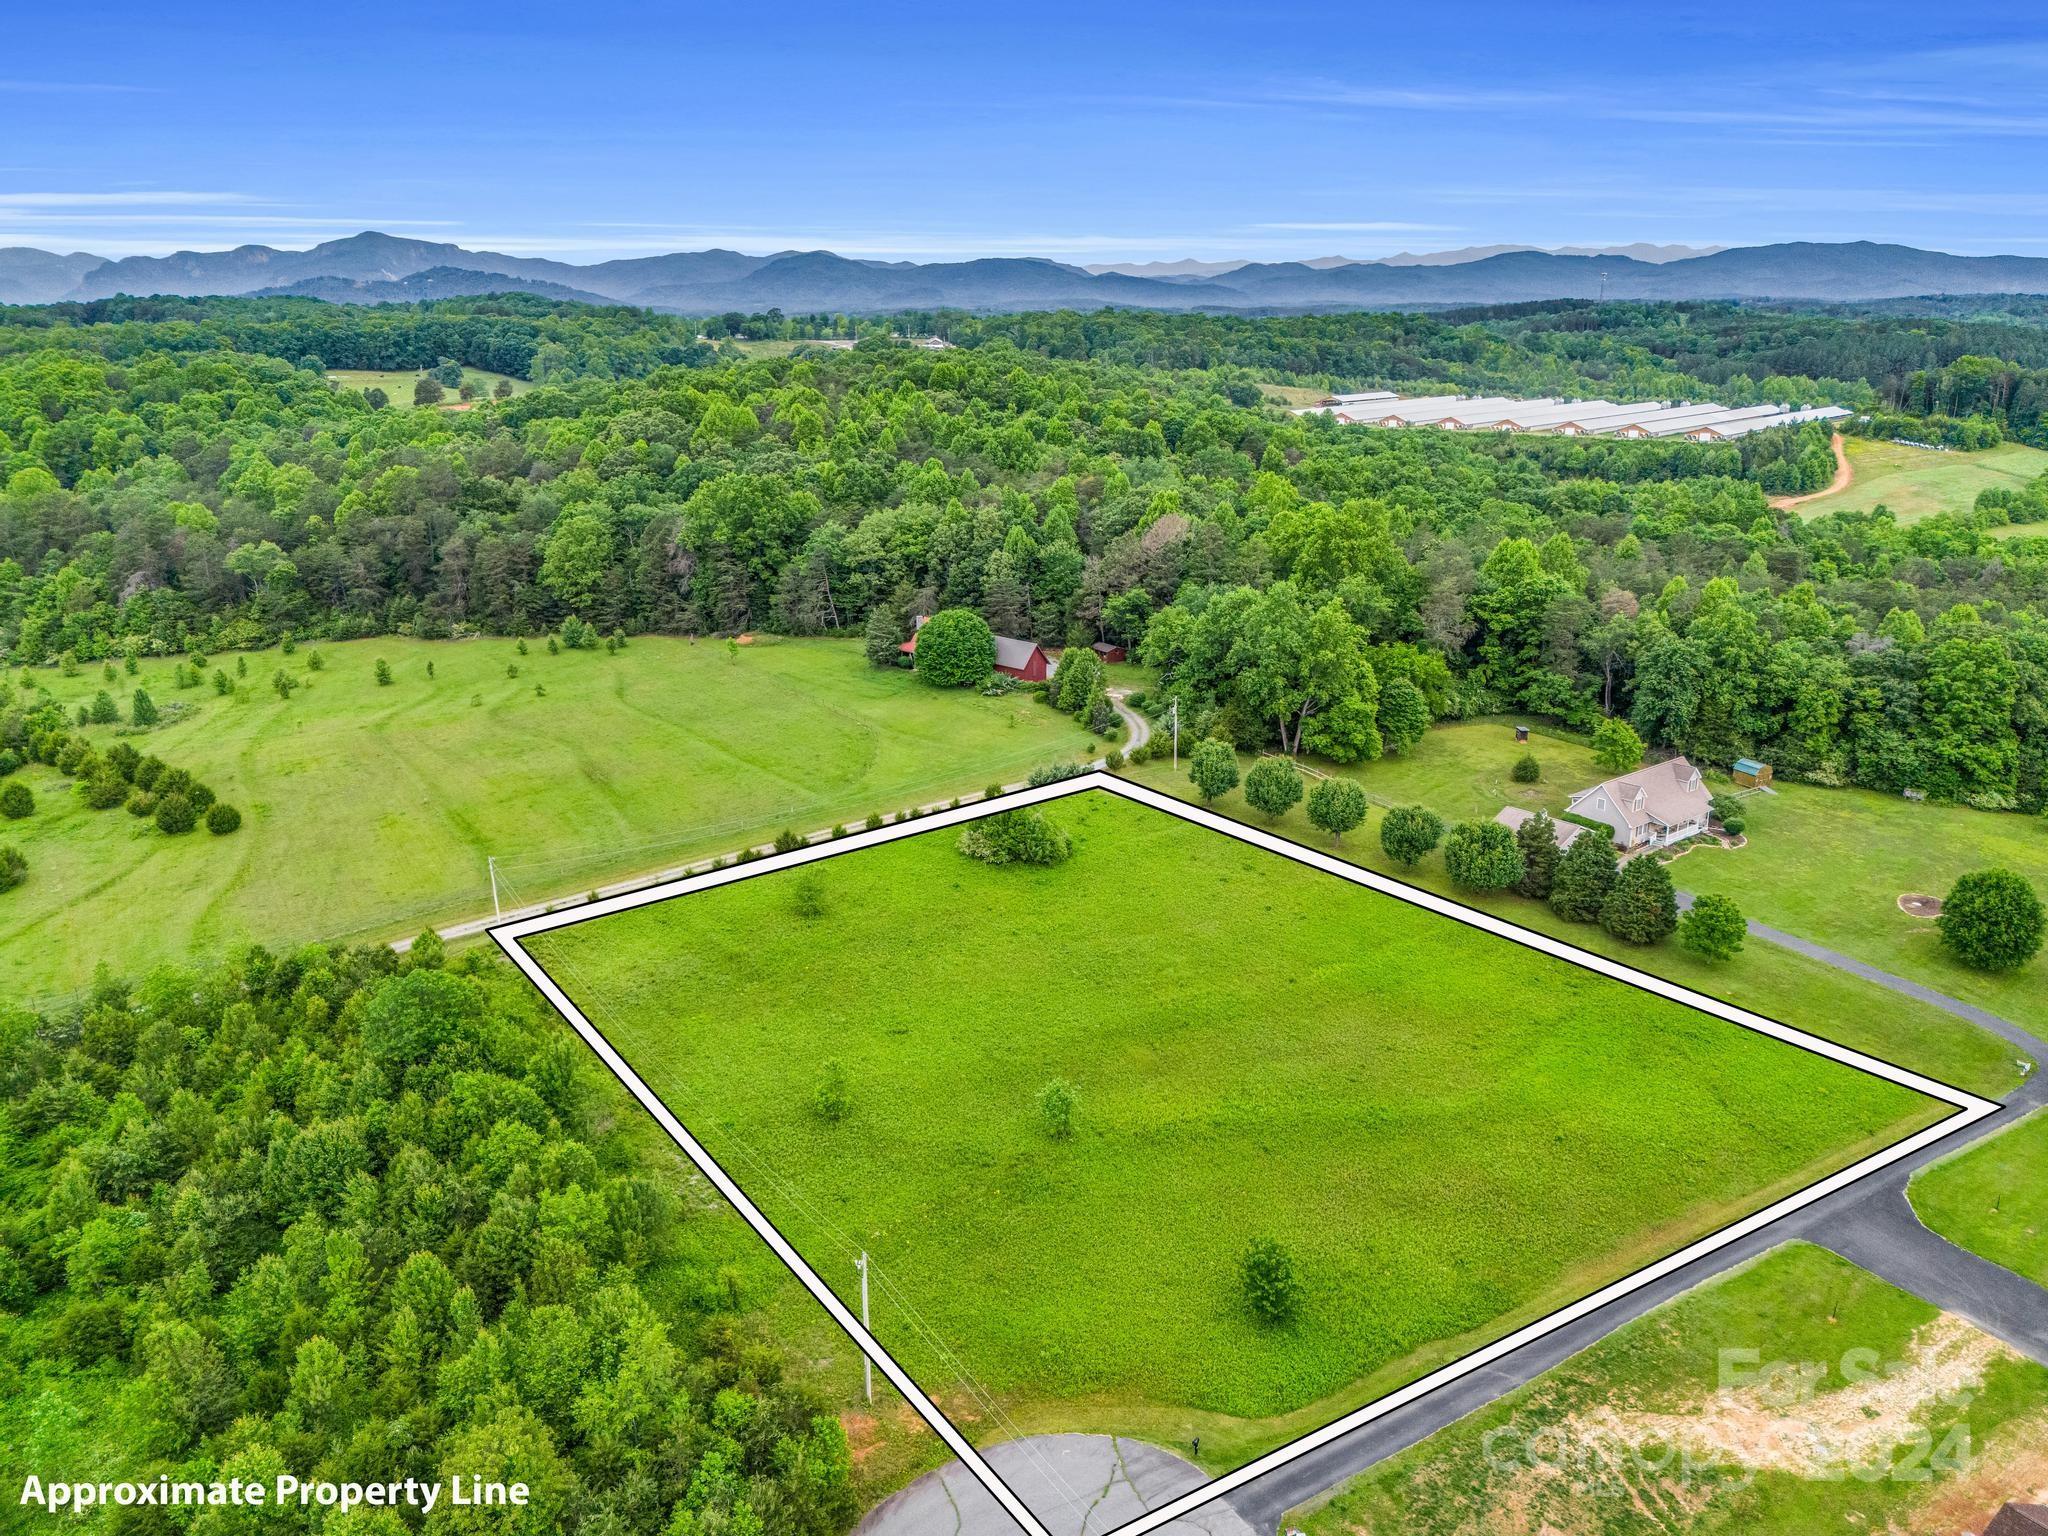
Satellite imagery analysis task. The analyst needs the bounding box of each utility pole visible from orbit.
[856,1252,873,1403]
[488,856,500,920]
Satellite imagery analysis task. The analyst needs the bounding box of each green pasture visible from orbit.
[1298,1242,2048,1536]
[1126,720,2037,1097]
[1911,1108,2048,1285]
[0,637,1097,999]
[526,790,1939,1465]
[1795,437,2048,521]
[327,366,529,407]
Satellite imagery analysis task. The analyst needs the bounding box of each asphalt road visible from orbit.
[856,1435,1256,1536]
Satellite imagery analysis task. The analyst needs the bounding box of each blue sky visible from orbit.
[7,1,2048,263]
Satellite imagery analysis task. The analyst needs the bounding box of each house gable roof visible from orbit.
[1567,756,1707,830]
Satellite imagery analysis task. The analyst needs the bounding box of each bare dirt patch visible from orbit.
[1900,893,1944,919]
[1887,1406,2048,1535]
[1567,1314,2009,1478]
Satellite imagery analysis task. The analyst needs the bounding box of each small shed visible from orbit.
[1731,758,1773,788]
[1514,724,1530,743]
[1091,641,1127,664]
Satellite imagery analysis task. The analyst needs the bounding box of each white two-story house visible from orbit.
[1565,755,1711,851]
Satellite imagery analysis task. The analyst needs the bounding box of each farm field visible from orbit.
[1296,1242,2048,1536]
[1911,1109,2048,1285]
[327,365,529,406]
[523,789,1945,1470]
[1791,436,2048,521]
[1126,721,2036,1098]
[0,636,1098,1000]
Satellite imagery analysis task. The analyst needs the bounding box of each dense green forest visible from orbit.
[0,943,855,1536]
[2,298,2045,812]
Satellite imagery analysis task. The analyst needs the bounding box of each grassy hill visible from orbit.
[1793,437,2048,521]
[0,636,1096,1000]
[327,366,530,407]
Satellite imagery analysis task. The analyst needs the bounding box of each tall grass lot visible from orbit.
[529,791,1939,1450]
[0,637,1095,998]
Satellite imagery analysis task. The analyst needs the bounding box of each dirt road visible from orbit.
[1770,432,1852,510]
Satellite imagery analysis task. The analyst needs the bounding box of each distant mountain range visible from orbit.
[5,231,2048,313]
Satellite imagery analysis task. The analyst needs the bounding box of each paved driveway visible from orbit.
[855,1434,1257,1536]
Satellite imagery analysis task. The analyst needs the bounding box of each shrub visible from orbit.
[105,743,140,780]
[154,792,197,834]
[0,844,23,892]
[0,749,17,776]
[864,811,885,830]
[205,802,243,835]
[1188,739,1239,802]
[1306,778,1368,845]
[1678,893,1747,961]
[1378,805,1443,867]
[126,789,156,818]
[812,1061,851,1123]
[1443,820,1524,891]
[790,872,826,919]
[1025,760,1089,787]
[1243,758,1304,821]
[212,669,231,694]
[1513,812,1562,899]
[0,782,32,820]
[1549,834,1617,921]
[1037,1079,1076,1141]
[88,689,119,724]
[81,773,128,810]
[1241,1237,1300,1326]
[1510,752,1541,783]
[1601,856,1678,944]
[985,784,1005,800]
[1938,868,2045,973]
[130,688,159,726]
[133,755,165,790]
[773,829,806,854]
[306,650,325,671]
[273,670,299,700]
[374,659,393,686]
[957,808,1072,866]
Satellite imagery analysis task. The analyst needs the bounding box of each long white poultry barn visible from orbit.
[1298,392,1850,440]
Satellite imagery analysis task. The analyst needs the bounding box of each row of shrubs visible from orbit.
[1181,740,1744,960]
[6,729,243,837]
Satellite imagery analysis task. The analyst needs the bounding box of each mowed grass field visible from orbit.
[1793,437,2048,521]
[0,637,1098,999]
[1125,721,2036,1098]
[525,790,1941,1462]
[1299,1243,2048,1536]
[327,366,529,407]
[1911,1108,2048,1285]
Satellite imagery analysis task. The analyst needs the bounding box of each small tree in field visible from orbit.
[912,609,996,687]
[1188,739,1239,802]
[1443,820,1525,892]
[205,802,242,835]
[0,782,32,820]
[1243,758,1303,821]
[1549,834,1617,921]
[1379,805,1443,867]
[1602,856,1678,944]
[154,792,197,835]
[1306,778,1367,845]
[1679,893,1747,961]
[811,1061,851,1123]
[89,690,119,724]
[0,844,23,891]
[1241,1237,1300,1326]
[374,659,393,686]
[130,689,159,726]
[1511,752,1540,783]
[863,606,906,668]
[1938,868,2045,972]
[1592,717,1645,775]
[1037,1079,1076,1141]
[413,376,444,406]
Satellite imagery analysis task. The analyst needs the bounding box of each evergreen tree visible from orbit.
[1514,812,1562,899]
[1601,855,1679,943]
[1549,833,1618,921]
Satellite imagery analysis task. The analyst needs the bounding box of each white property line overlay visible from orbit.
[492,772,1998,1536]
